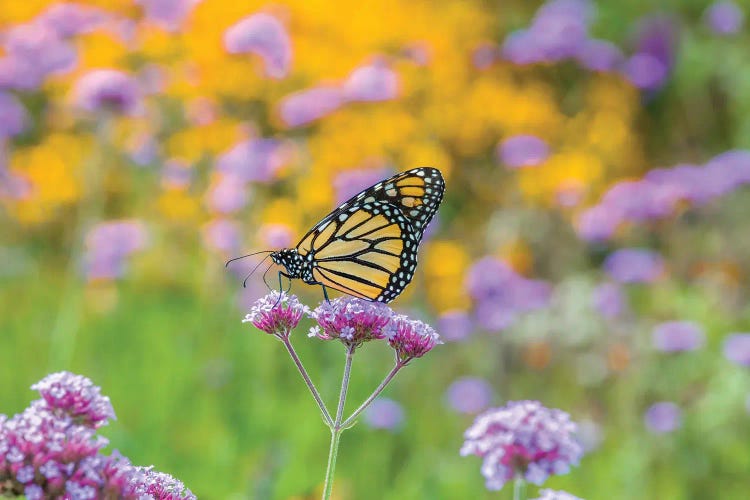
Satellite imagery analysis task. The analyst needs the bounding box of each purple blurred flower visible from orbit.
[533,490,583,500]
[575,38,624,72]
[497,135,549,168]
[502,0,593,65]
[625,15,678,91]
[652,321,705,352]
[129,134,159,166]
[0,373,195,499]
[72,69,142,115]
[622,53,668,91]
[472,42,501,69]
[32,372,115,428]
[437,310,474,342]
[388,315,441,363]
[576,206,623,242]
[446,377,493,414]
[466,257,551,332]
[37,2,106,37]
[136,0,199,31]
[603,248,664,283]
[278,86,345,127]
[0,91,28,138]
[705,1,744,35]
[461,400,583,490]
[723,333,750,366]
[243,291,309,338]
[84,220,148,281]
[401,42,432,66]
[4,23,78,78]
[224,13,292,79]
[343,60,399,102]
[206,173,249,214]
[259,223,294,249]
[364,398,404,430]
[161,159,193,189]
[333,167,393,204]
[591,282,627,319]
[309,297,393,347]
[202,218,241,255]
[644,402,682,434]
[215,138,285,183]
[574,418,603,453]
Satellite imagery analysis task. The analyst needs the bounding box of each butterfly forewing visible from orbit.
[294,167,444,302]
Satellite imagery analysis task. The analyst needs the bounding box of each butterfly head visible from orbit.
[270,248,305,279]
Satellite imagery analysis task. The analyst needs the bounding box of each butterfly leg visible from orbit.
[274,271,293,307]
[321,284,330,304]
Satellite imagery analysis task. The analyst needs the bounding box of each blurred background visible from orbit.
[2,0,750,498]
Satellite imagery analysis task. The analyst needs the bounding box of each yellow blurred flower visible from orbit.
[423,240,470,312]
[157,190,200,222]
[517,151,604,206]
[165,120,244,161]
[76,31,129,69]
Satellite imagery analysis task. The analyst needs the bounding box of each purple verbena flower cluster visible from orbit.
[387,315,442,363]
[243,291,309,338]
[465,257,551,332]
[652,321,705,352]
[277,59,399,127]
[72,69,143,116]
[497,135,550,169]
[533,489,584,500]
[644,401,682,434]
[603,248,664,284]
[460,400,583,491]
[577,150,750,242]
[84,220,149,281]
[309,296,393,347]
[723,333,750,367]
[0,371,195,499]
[224,13,292,79]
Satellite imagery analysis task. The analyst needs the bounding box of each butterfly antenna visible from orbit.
[241,254,272,288]
[225,250,272,268]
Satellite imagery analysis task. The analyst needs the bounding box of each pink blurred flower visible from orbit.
[135,0,199,31]
[259,223,294,249]
[72,69,142,115]
[364,398,404,430]
[278,86,344,127]
[343,60,399,102]
[202,218,242,255]
[224,13,292,79]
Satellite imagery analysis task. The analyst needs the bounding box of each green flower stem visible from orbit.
[322,344,355,500]
[281,336,333,427]
[341,361,403,428]
[49,118,112,369]
[513,476,526,500]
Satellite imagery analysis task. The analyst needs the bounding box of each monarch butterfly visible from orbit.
[230,167,445,303]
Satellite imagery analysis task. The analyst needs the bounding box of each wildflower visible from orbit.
[652,321,705,352]
[37,2,106,37]
[575,38,624,72]
[644,402,682,434]
[533,489,583,500]
[591,282,627,319]
[309,297,393,347]
[723,333,750,366]
[83,220,149,281]
[278,86,345,127]
[31,371,115,428]
[0,373,195,499]
[0,91,28,138]
[136,0,199,32]
[445,377,493,414]
[603,248,664,283]
[259,223,294,249]
[128,466,196,499]
[388,315,442,362]
[364,398,404,430]
[215,138,284,183]
[223,13,292,79]
[342,60,399,102]
[497,135,550,169]
[437,310,474,342]
[461,400,583,490]
[205,173,249,214]
[71,69,142,115]
[624,15,678,91]
[4,23,78,80]
[704,1,744,35]
[466,257,551,332]
[244,291,309,338]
